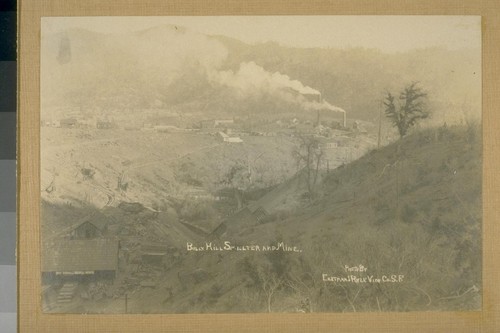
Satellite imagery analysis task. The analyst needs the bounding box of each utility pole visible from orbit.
[377,107,382,149]
[396,162,400,214]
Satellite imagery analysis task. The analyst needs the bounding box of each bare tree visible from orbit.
[292,135,324,199]
[262,274,282,313]
[384,82,429,138]
[218,161,250,210]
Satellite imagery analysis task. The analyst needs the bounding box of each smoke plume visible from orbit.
[304,100,346,114]
[213,61,320,95]
[211,61,345,114]
[42,24,345,115]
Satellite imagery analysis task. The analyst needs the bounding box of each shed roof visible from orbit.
[42,239,119,272]
[71,212,109,232]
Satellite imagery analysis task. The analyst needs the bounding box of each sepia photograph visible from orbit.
[39,16,482,314]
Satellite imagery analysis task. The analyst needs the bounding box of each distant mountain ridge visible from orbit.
[41,25,481,124]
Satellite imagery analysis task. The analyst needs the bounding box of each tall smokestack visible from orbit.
[343,112,346,128]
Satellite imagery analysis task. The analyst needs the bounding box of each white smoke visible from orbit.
[126,30,344,114]
[304,100,346,114]
[210,61,345,114]
[212,61,320,95]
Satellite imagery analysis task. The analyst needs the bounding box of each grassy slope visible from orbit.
[154,124,481,313]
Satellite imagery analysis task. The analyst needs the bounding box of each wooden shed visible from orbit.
[42,239,120,283]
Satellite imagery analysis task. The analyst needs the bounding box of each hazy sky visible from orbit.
[42,16,481,53]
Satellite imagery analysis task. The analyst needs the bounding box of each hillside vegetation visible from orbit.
[50,124,478,314]
[158,124,479,313]
[169,123,480,313]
